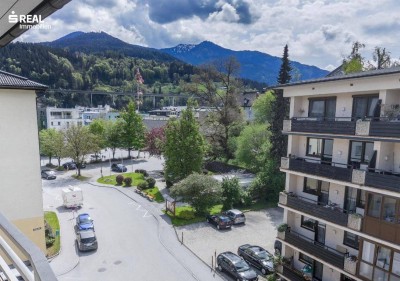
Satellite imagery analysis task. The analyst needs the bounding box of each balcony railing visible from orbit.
[283,228,346,269]
[281,264,307,281]
[0,212,57,281]
[282,157,353,183]
[283,117,356,135]
[352,168,400,192]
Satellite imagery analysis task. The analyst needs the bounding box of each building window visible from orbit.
[301,216,316,231]
[304,178,319,194]
[343,231,359,250]
[367,193,382,218]
[299,252,313,266]
[382,197,396,223]
[344,186,366,213]
[303,178,330,202]
[308,97,336,118]
[58,122,61,126]
[306,138,333,162]
[349,141,374,167]
[51,122,53,126]
[352,95,379,119]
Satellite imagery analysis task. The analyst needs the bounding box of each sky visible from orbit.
[19,0,400,71]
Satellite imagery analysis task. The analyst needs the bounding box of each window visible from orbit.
[51,121,53,126]
[367,194,382,218]
[306,138,333,162]
[376,246,391,270]
[303,178,330,197]
[352,95,379,119]
[301,216,316,231]
[309,97,336,118]
[349,141,374,166]
[343,231,359,249]
[299,252,313,266]
[383,197,396,223]
[58,122,61,125]
[344,186,366,212]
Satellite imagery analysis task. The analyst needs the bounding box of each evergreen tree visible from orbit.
[164,101,206,185]
[270,45,291,162]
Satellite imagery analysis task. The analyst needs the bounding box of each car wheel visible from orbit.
[217,265,222,272]
[217,225,220,230]
[261,268,267,275]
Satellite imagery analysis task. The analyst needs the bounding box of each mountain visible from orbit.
[161,41,329,85]
[42,31,178,62]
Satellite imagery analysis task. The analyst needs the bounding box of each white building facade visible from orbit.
[276,67,400,281]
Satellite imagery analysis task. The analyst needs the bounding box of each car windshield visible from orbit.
[256,250,271,260]
[219,216,230,222]
[235,260,250,272]
[81,237,96,243]
[79,216,91,224]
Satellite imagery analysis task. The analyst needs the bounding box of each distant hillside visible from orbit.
[161,41,329,84]
[42,31,178,62]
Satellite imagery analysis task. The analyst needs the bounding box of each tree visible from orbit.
[221,177,242,210]
[89,119,107,160]
[252,91,275,124]
[235,124,271,172]
[52,129,66,167]
[104,119,122,159]
[119,101,146,157]
[372,47,392,69]
[39,129,57,165]
[164,102,206,184]
[189,56,244,160]
[170,173,222,215]
[145,127,165,158]
[343,41,365,74]
[270,45,291,162]
[64,125,99,176]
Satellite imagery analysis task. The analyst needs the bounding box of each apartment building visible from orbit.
[276,67,400,281]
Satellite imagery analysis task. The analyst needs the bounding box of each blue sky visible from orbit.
[19,0,400,70]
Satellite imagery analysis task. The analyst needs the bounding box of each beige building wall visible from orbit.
[0,88,45,254]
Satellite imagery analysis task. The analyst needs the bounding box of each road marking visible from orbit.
[136,205,141,210]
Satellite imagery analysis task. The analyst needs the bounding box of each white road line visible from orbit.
[136,205,141,210]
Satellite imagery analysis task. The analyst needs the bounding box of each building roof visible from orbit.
[273,66,400,89]
[0,70,48,90]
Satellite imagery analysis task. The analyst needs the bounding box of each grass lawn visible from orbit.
[142,187,164,203]
[97,172,146,186]
[44,211,60,257]
[166,200,276,227]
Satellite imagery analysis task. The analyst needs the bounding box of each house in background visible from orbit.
[238,91,260,121]
[276,67,400,281]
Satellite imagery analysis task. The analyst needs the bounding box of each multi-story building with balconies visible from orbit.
[275,67,400,281]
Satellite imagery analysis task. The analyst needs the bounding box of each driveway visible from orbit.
[176,208,284,280]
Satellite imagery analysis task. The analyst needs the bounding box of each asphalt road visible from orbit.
[42,157,225,281]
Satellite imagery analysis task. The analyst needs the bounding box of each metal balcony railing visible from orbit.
[0,212,57,281]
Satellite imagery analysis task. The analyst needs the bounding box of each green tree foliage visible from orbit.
[64,125,99,176]
[235,124,270,172]
[52,130,66,167]
[221,177,242,210]
[119,101,146,157]
[170,173,222,215]
[372,47,393,69]
[89,119,107,149]
[164,103,206,184]
[252,91,275,124]
[39,129,65,166]
[189,57,244,160]
[343,41,365,74]
[104,119,122,159]
[270,45,291,162]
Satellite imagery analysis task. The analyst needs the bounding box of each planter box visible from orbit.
[277,265,283,274]
[281,157,289,169]
[279,192,288,205]
[348,214,363,231]
[277,231,285,240]
[344,258,357,275]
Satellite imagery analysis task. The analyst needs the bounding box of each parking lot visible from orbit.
[176,208,283,280]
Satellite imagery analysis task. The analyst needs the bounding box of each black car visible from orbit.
[63,161,86,170]
[76,229,98,252]
[206,214,233,230]
[217,251,258,281]
[111,163,127,172]
[238,244,274,275]
[41,170,56,180]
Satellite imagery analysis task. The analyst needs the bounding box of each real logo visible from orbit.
[8,11,44,24]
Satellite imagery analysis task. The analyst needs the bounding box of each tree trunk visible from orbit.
[112,148,116,159]
[77,167,81,177]
[57,157,61,167]
[128,148,131,158]
[48,156,52,165]
[137,150,140,158]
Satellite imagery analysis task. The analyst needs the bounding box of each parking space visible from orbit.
[176,208,283,280]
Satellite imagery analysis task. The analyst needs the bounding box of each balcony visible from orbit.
[279,192,349,226]
[352,168,400,192]
[283,117,356,135]
[0,212,57,281]
[282,228,346,269]
[281,157,353,183]
[280,264,308,281]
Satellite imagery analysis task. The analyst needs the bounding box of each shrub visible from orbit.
[137,181,149,190]
[221,177,241,210]
[124,177,132,187]
[277,223,288,233]
[241,191,253,207]
[178,210,196,220]
[116,175,124,185]
[135,169,148,177]
[46,237,55,247]
[146,177,156,188]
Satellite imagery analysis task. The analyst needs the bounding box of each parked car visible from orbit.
[41,170,56,180]
[76,229,98,252]
[224,209,246,224]
[206,214,233,230]
[76,213,94,231]
[238,244,274,275]
[111,163,127,172]
[217,251,258,281]
[63,162,77,170]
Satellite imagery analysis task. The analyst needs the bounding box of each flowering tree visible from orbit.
[145,127,165,158]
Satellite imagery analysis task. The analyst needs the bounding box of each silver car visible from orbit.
[225,209,246,224]
[76,229,98,251]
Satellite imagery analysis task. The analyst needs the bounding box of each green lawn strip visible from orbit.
[72,175,91,181]
[97,172,146,186]
[44,211,60,257]
[166,200,274,227]
[141,186,164,203]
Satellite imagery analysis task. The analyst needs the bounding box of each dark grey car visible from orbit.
[238,244,274,275]
[41,170,56,180]
[217,251,258,281]
[76,229,98,252]
[111,163,127,172]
